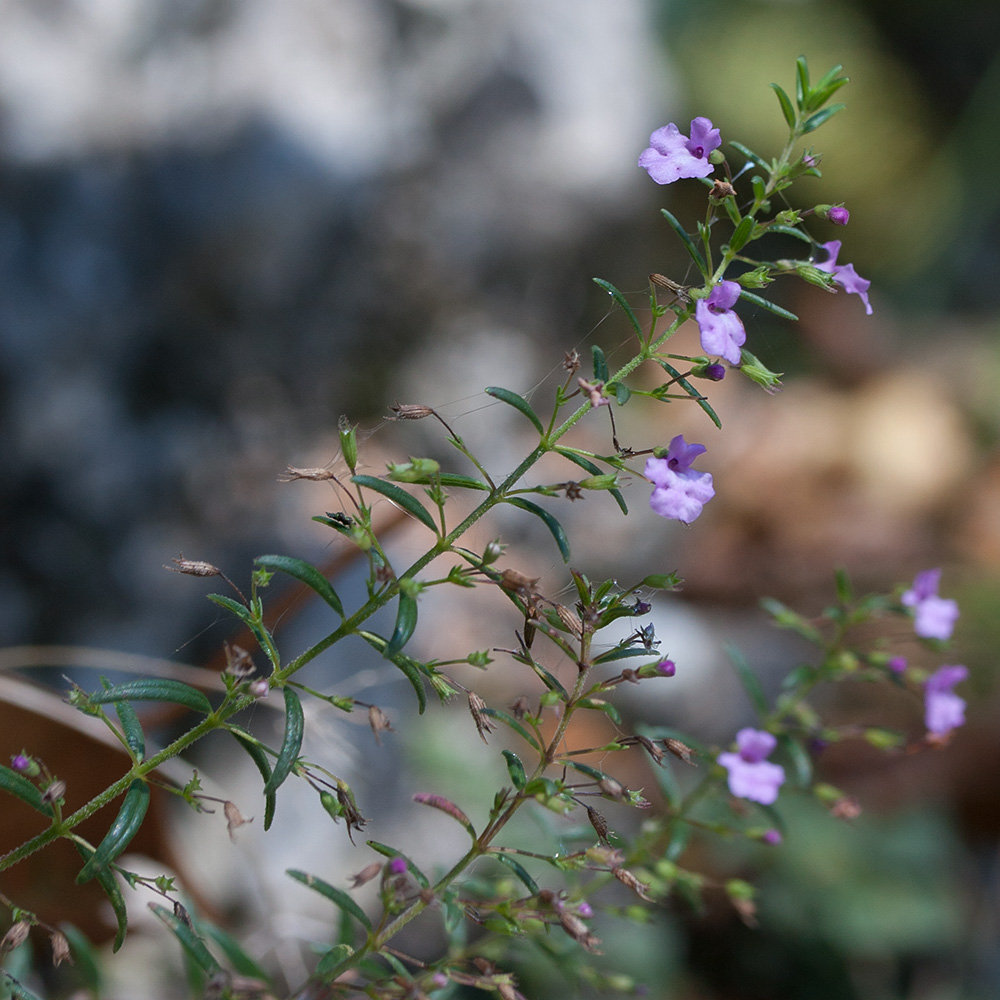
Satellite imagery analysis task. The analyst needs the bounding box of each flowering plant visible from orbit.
[0,59,969,1000]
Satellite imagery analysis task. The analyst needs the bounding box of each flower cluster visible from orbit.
[718,729,786,805]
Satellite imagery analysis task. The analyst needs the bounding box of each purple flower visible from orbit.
[828,206,850,225]
[645,435,715,524]
[887,656,907,674]
[702,363,727,381]
[639,117,721,185]
[576,902,594,918]
[924,664,968,735]
[695,281,746,365]
[388,856,408,875]
[718,728,786,805]
[761,828,783,845]
[655,658,676,677]
[901,569,959,640]
[815,240,872,315]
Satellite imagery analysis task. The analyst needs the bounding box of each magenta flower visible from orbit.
[901,569,959,640]
[645,435,715,524]
[815,240,872,315]
[718,728,786,805]
[887,656,907,674]
[924,665,968,736]
[639,117,721,185]
[695,281,746,364]
[827,206,850,226]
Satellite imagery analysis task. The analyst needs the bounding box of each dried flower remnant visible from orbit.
[368,705,394,744]
[577,378,611,409]
[639,117,721,184]
[718,729,786,805]
[224,800,252,842]
[815,239,872,314]
[901,568,960,640]
[468,692,497,743]
[645,435,715,524]
[166,556,222,577]
[695,281,746,365]
[350,862,383,888]
[924,664,968,736]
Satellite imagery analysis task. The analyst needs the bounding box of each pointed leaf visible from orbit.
[0,972,44,1000]
[729,216,756,254]
[795,57,810,108]
[366,842,430,889]
[502,497,570,562]
[351,476,437,532]
[802,104,845,133]
[481,708,541,751]
[770,83,796,127]
[386,593,418,658]
[413,792,477,840]
[263,686,304,796]
[0,765,54,817]
[358,632,428,713]
[592,344,610,382]
[724,643,768,715]
[149,903,221,974]
[74,845,128,951]
[492,852,540,894]
[77,780,150,883]
[111,692,145,761]
[198,920,272,983]
[593,279,643,340]
[206,593,275,659]
[87,678,213,715]
[728,141,769,172]
[501,749,527,790]
[286,870,372,931]
[436,473,489,491]
[555,448,627,514]
[229,728,277,830]
[737,289,799,322]
[255,555,344,617]
[660,209,707,275]
[769,224,812,244]
[655,360,722,429]
[484,386,544,434]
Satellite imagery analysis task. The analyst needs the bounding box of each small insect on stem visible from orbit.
[649,273,691,305]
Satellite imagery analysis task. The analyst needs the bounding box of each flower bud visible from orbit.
[10,753,40,777]
[338,416,358,474]
[817,204,849,225]
[738,350,783,393]
[691,361,726,382]
[388,856,408,876]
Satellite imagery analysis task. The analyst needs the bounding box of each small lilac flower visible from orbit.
[815,240,872,315]
[901,569,959,641]
[639,117,721,185]
[887,656,907,674]
[577,902,594,918]
[645,435,715,524]
[655,658,676,677]
[695,281,746,365]
[761,828,783,845]
[718,728,786,805]
[827,206,850,225]
[10,754,31,773]
[924,664,968,736]
[388,856,408,875]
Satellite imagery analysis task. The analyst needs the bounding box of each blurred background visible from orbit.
[1,0,999,997]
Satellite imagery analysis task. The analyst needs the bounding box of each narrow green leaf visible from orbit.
[198,920,272,983]
[77,780,150,883]
[113,697,145,761]
[729,141,770,172]
[592,344,610,382]
[501,749,527,789]
[802,104,845,133]
[555,449,627,514]
[781,735,813,787]
[564,760,608,782]
[366,842,430,889]
[0,971,44,1000]
[436,473,489,491]
[592,279,643,340]
[492,853,540,893]
[206,593,273,656]
[770,82,796,127]
[660,209,707,275]
[813,63,845,92]
[350,476,438,532]
[795,57,810,108]
[286,869,372,931]
[386,593,418,658]
[729,216,756,254]
[768,224,812,244]
[578,699,621,725]
[255,555,344,617]
[264,687,305,796]
[87,678,213,715]
[655,360,722,430]
[484,386,544,434]
[592,646,661,665]
[149,903,222,974]
[358,632,428,713]
[724,643,768,715]
[0,765,53,817]
[229,728,276,830]
[502,497,570,562]
[481,708,541,751]
[737,289,799,322]
[74,845,128,951]
[413,792,477,839]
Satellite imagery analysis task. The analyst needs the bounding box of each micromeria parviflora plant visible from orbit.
[0,59,969,1000]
